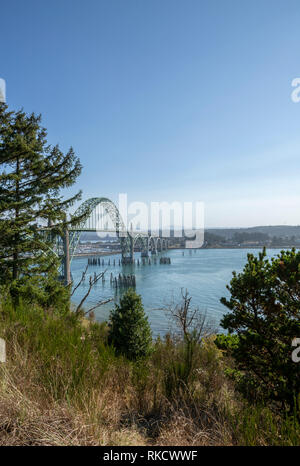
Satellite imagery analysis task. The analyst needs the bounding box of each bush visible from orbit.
[108,289,152,360]
[8,273,70,314]
[219,248,300,412]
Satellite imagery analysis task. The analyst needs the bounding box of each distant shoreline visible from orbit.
[73,250,121,257]
[72,245,297,257]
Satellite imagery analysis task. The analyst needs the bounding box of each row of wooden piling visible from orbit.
[87,257,171,266]
[74,271,133,289]
[160,257,171,264]
[88,257,120,266]
[110,273,136,288]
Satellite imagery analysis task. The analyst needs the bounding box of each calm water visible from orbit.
[71,248,281,335]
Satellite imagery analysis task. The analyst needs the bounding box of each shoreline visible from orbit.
[72,245,298,258]
[73,250,121,257]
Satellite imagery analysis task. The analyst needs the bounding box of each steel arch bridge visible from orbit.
[51,197,169,282]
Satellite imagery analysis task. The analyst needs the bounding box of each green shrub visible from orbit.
[215,333,239,352]
[220,248,300,412]
[108,289,152,361]
[8,273,70,314]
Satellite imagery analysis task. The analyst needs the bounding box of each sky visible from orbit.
[1,0,300,227]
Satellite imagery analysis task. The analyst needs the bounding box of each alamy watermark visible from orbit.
[94,194,204,248]
[0,78,6,103]
[291,337,300,363]
[291,78,300,103]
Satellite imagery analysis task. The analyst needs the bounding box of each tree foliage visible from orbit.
[108,289,152,360]
[0,103,82,304]
[217,248,300,411]
[233,231,269,244]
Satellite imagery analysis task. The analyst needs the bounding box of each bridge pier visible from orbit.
[122,257,134,265]
[120,234,135,264]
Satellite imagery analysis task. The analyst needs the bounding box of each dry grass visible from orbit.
[0,335,147,446]
[0,302,298,446]
[0,331,232,446]
[0,362,148,446]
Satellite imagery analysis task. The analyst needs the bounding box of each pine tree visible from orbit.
[108,289,152,360]
[217,248,300,412]
[0,103,82,296]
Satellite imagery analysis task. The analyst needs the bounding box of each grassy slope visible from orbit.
[0,300,298,446]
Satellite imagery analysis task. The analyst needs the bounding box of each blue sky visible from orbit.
[2,0,300,227]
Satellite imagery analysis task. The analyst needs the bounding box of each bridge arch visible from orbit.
[133,234,149,258]
[133,234,147,248]
[71,197,126,232]
[68,197,127,260]
[57,197,170,272]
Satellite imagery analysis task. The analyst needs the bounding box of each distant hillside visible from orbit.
[206,226,300,240]
[81,226,300,242]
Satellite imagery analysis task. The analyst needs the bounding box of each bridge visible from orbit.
[48,197,170,284]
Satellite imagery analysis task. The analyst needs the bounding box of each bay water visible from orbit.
[71,248,281,335]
